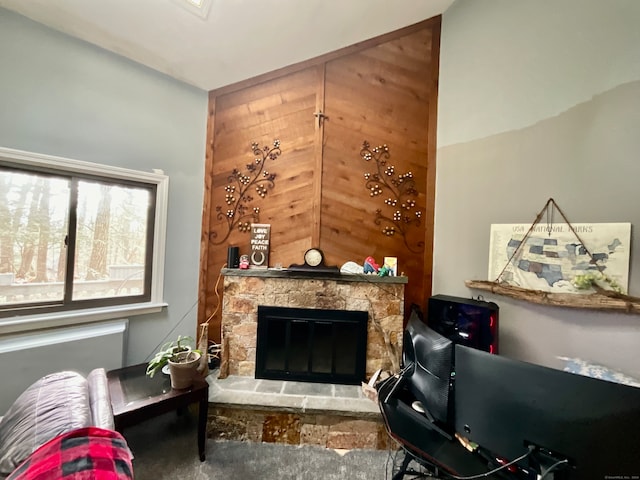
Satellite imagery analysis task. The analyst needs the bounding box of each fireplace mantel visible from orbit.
[221,268,408,284]
[220,268,406,380]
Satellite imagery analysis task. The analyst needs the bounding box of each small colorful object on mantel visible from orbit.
[363,256,380,274]
[239,254,250,269]
[378,265,392,277]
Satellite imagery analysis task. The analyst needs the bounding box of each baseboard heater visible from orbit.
[0,319,128,414]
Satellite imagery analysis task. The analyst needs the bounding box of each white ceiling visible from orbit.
[0,0,454,91]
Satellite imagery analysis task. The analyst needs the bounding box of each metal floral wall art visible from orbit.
[211,139,281,245]
[360,140,424,253]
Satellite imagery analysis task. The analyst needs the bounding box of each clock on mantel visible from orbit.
[288,247,340,274]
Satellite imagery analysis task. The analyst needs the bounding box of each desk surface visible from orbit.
[106,363,209,461]
[107,363,208,417]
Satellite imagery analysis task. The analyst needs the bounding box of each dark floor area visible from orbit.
[124,409,400,480]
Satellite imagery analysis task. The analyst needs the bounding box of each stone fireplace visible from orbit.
[219,269,406,381]
[209,269,406,450]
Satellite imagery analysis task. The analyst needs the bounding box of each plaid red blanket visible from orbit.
[7,427,133,480]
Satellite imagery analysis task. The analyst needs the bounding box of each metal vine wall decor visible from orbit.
[210,139,281,245]
[360,141,424,253]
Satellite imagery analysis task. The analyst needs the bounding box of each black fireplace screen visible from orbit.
[255,305,368,385]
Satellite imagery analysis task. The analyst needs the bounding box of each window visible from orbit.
[0,147,167,322]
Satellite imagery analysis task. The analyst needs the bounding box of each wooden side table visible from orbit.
[107,363,209,461]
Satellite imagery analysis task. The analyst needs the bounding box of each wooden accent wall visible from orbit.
[200,17,441,342]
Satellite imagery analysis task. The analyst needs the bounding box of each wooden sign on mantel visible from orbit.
[250,223,270,268]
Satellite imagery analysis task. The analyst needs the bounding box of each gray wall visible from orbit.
[0,9,208,372]
[435,0,640,377]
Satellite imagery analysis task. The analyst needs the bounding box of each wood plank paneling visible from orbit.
[200,17,441,342]
[200,68,319,337]
[321,25,437,315]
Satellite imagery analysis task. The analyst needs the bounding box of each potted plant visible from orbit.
[146,335,202,389]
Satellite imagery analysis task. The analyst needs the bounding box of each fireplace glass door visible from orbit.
[256,306,368,385]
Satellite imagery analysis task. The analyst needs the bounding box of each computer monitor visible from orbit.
[402,310,454,430]
[454,344,640,478]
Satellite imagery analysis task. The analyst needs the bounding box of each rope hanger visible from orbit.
[494,198,601,283]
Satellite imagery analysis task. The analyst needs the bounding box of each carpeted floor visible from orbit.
[124,410,404,480]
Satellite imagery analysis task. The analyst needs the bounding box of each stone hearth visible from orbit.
[206,373,394,450]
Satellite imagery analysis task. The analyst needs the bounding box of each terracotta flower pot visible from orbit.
[168,350,201,389]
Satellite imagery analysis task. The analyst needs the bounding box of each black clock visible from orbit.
[289,247,339,274]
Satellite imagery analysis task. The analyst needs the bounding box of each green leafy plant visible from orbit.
[146,335,201,378]
[572,271,624,294]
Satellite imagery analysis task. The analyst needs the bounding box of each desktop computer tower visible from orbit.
[427,294,499,354]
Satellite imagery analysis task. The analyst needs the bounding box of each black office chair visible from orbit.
[376,309,503,479]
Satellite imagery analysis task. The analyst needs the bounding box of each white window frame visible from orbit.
[0,146,168,334]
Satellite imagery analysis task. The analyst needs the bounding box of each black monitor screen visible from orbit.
[403,311,453,427]
[454,344,640,478]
